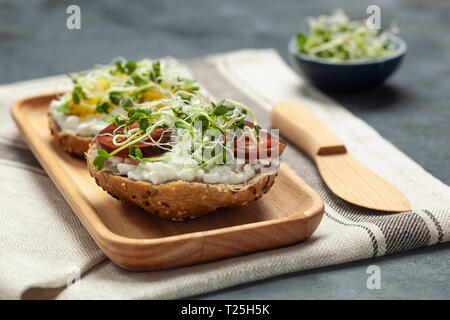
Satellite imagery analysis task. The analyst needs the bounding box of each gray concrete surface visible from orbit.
[1,0,448,299]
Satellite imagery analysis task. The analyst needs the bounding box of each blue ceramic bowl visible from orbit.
[288,33,407,91]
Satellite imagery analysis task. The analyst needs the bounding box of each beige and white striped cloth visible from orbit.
[0,49,448,299]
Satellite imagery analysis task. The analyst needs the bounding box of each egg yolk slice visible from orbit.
[141,91,164,102]
[68,98,101,119]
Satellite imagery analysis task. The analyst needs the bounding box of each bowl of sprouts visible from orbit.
[288,9,406,90]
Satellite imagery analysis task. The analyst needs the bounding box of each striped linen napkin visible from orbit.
[0,49,448,299]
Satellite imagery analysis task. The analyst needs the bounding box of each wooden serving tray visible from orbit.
[11,93,324,271]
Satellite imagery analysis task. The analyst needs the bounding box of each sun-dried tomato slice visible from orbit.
[97,122,169,157]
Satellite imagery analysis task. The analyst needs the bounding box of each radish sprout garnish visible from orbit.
[93,94,260,170]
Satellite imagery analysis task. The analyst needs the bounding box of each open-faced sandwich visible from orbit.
[87,94,286,221]
[49,59,199,157]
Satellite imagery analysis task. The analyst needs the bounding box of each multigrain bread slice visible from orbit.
[48,112,93,157]
[86,142,278,221]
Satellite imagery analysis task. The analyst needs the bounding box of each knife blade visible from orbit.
[271,101,411,212]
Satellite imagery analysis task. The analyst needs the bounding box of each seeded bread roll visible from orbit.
[86,142,278,221]
[48,112,93,157]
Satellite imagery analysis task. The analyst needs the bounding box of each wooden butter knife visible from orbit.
[271,101,411,212]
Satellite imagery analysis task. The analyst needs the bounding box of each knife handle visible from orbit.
[271,101,347,159]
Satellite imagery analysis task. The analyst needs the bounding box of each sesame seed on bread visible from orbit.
[48,112,93,158]
[86,142,279,221]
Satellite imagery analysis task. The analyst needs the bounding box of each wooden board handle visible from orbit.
[271,101,347,159]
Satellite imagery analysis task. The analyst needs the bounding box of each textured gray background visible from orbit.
[1,0,449,299]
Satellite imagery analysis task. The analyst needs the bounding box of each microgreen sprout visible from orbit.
[93,94,260,171]
[54,101,69,114]
[57,58,200,119]
[295,9,397,61]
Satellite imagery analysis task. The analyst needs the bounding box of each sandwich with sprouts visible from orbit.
[49,59,199,156]
[87,94,286,221]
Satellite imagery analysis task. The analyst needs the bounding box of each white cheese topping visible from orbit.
[106,138,266,185]
[109,157,261,185]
